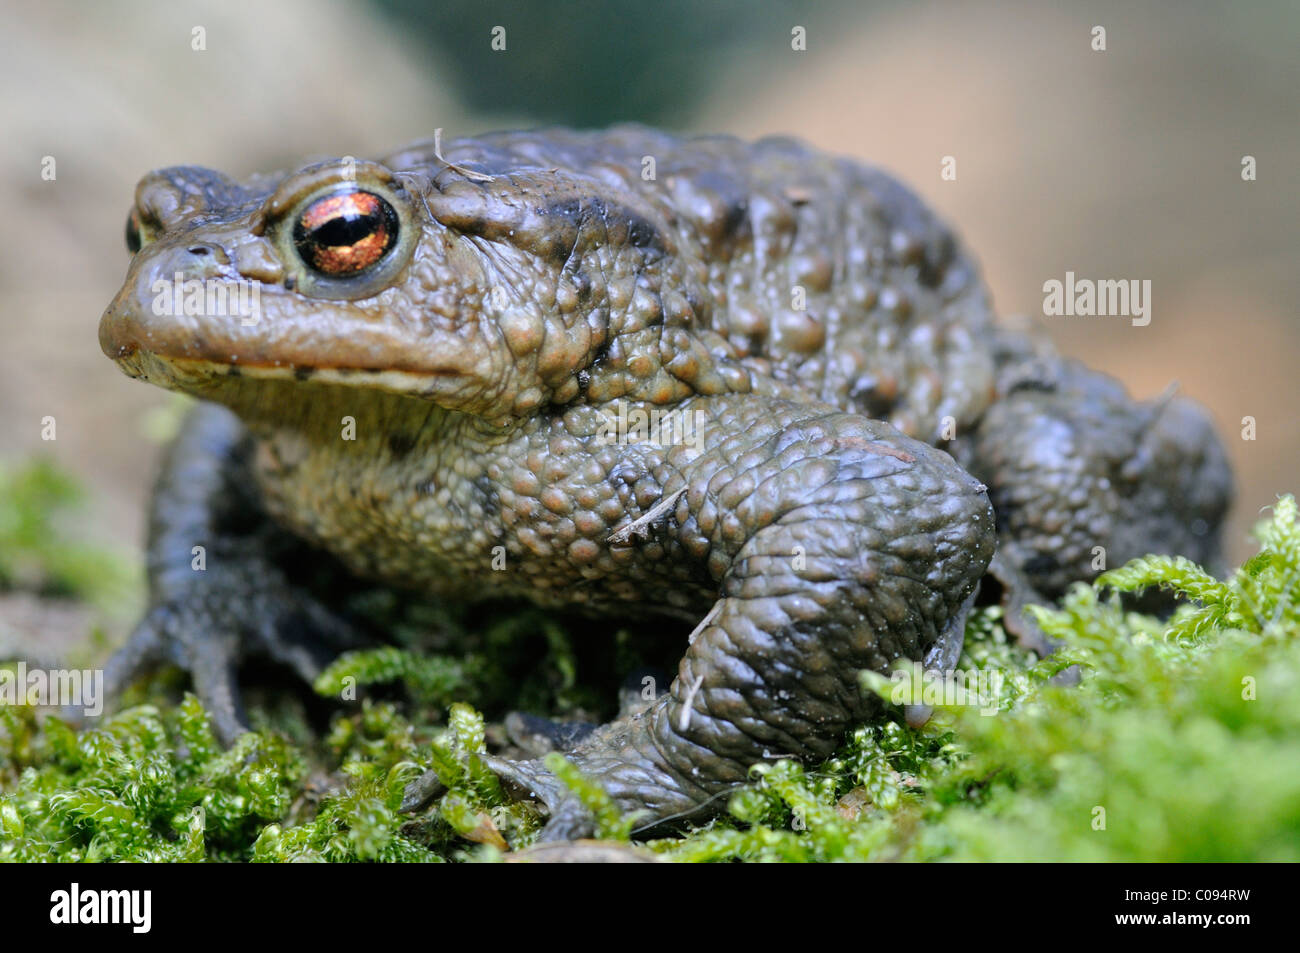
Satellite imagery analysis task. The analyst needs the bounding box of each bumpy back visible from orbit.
[384,126,997,442]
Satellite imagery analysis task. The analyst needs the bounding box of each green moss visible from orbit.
[0,459,138,612]
[901,497,1300,862]
[1,697,299,861]
[3,459,1298,861]
[314,646,479,709]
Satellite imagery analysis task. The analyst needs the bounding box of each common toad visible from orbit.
[98,126,1232,838]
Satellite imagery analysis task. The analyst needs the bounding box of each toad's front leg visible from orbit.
[101,402,372,743]
[467,396,995,839]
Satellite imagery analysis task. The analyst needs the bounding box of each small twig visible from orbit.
[433,127,495,183]
[608,487,685,544]
[686,600,723,645]
[677,673,705,731]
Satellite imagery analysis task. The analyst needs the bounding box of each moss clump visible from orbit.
[1,697,298,861]
[0,459,137,612]
[3,457,1298,862]
[896,496,1300,862]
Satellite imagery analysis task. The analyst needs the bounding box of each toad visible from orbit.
[98,126,1231,838]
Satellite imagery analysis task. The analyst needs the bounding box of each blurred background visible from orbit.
[1,0,1296,655]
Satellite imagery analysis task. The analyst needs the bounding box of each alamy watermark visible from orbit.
[151,273,261,326]
[600,402,706,451]
[0,662,103,716]
[1042,271,1151,327]
[50,883,151,933]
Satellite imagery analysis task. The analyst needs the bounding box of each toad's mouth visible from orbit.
[98,282,484,407]
[109,348,474,406]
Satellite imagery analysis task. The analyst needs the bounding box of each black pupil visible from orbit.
[312,211,377,246]
[292,191,399,276]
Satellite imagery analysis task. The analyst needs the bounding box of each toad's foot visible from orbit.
[103,555,370,743]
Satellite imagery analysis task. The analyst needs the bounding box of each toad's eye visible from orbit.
[125,210,143,254]
[292,190,399,277]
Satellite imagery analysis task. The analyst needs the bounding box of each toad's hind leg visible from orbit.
[459,400,995,839]
[961,356,1232,651]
